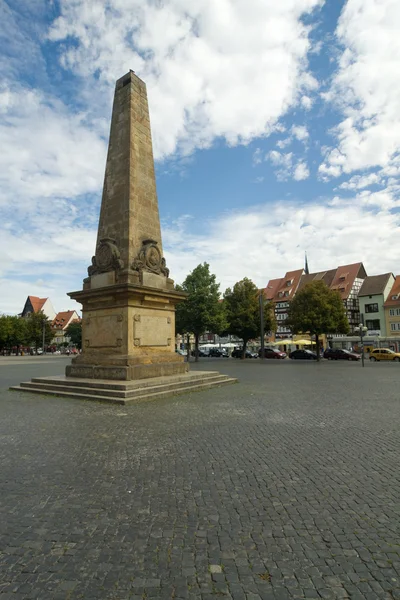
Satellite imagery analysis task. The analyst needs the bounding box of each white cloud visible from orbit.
[276,138,292,149]
[252,148,263,165]
[339,172,382,190]
[48,0,323,159]
[162,195,400,291]
[291,124,309,141]
[0,84,106,210]
[293,161,310,180]
[321,0,400,178]
[267,151,309,181]
[301,95,313,110]
[268,151,294,180]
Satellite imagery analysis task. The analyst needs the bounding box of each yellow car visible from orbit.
[369,348,400,362]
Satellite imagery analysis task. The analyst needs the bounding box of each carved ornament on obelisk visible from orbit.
[66,71,187,381]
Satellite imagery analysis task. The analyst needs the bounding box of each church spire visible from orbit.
[305,251,309,275]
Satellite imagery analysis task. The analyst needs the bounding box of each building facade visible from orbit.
[384,277,400,351]
[358,273,395,337]
[265,262,367,339]
[51,311,81,346]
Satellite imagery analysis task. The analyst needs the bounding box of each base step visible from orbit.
[10,372,237,404]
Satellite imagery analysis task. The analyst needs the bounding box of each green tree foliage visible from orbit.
[0,315,11,353]
[286,280,349,360]
[0,315,28,354]
[175,263,226,361]
[224,278,276,358]
[66,321,82,349]
[26,311,52,351]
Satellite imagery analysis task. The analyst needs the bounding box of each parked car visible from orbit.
[323,348,361,361]
[258,347,286,359]
[208,348,223,357]
[190,348,209,357]
[369,348,400,362]
[289,349,318,360]
[231,349,257,359]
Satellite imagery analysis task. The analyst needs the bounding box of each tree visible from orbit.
[285,280,349,361]
[8,316,28,355]
[0,315,27,355]
[26,311,52,352]
[175,263,225,362]
[66,321,82,349]
[224,278,276,358]
[0,315,11,354]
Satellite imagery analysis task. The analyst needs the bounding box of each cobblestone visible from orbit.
[0,358,399,598]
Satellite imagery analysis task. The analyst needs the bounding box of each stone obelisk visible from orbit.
[67,71,187,380]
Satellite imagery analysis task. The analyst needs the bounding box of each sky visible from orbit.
[1,0,400,315]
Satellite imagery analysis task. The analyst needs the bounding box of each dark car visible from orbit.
[231,349,256,359]
[209,348,223,357]
[190,348,209,357]
[258,347,287,359]
[289,349,317,360]
[323,348,360,361]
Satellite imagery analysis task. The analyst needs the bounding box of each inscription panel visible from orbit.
[85,314,123,348]
[134,315,171,347]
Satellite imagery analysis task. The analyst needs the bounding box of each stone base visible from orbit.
[10,371,238,405]
[66,360,188,381]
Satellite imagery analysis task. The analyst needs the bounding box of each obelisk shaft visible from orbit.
[97,71,163,271]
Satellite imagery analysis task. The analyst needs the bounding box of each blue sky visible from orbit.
[1,0,400,314]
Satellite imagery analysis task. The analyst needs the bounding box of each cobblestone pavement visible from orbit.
[0,358,399,599]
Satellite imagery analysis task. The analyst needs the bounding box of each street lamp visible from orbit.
[354,322,368,367]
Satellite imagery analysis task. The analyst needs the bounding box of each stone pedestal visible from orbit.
[67,279,187,381]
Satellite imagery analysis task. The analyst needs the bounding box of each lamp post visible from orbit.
[354,322,368,367]
[259,290,265,360]
[42,319,46,355]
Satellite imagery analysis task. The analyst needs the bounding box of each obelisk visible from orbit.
[67,71,187,380]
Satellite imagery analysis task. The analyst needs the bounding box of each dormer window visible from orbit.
[285,279,293,287]
[392,295,399,300]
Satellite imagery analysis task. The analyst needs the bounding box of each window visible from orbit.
[389,308,400,316]
[366,319,380,330]
[391,323,397,331]
[285,279,293,287]
[365,303,378,313]
[392,295,399,300]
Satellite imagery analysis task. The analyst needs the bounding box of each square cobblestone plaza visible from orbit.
[1,357,399,599]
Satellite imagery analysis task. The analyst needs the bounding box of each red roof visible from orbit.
[28,296,47,313]
[384,276,400,307]
[264,278,282,301]
[330,263,366,299]
[273,269,304,302]
[52,311,80,330]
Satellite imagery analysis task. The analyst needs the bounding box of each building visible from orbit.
[20,296,56,321]
[265,262,367,339]
[52,311,81,346]
[329,263,367,332]
[384,277,400,350]
[358,273,395,337]
[266,269,304,339]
